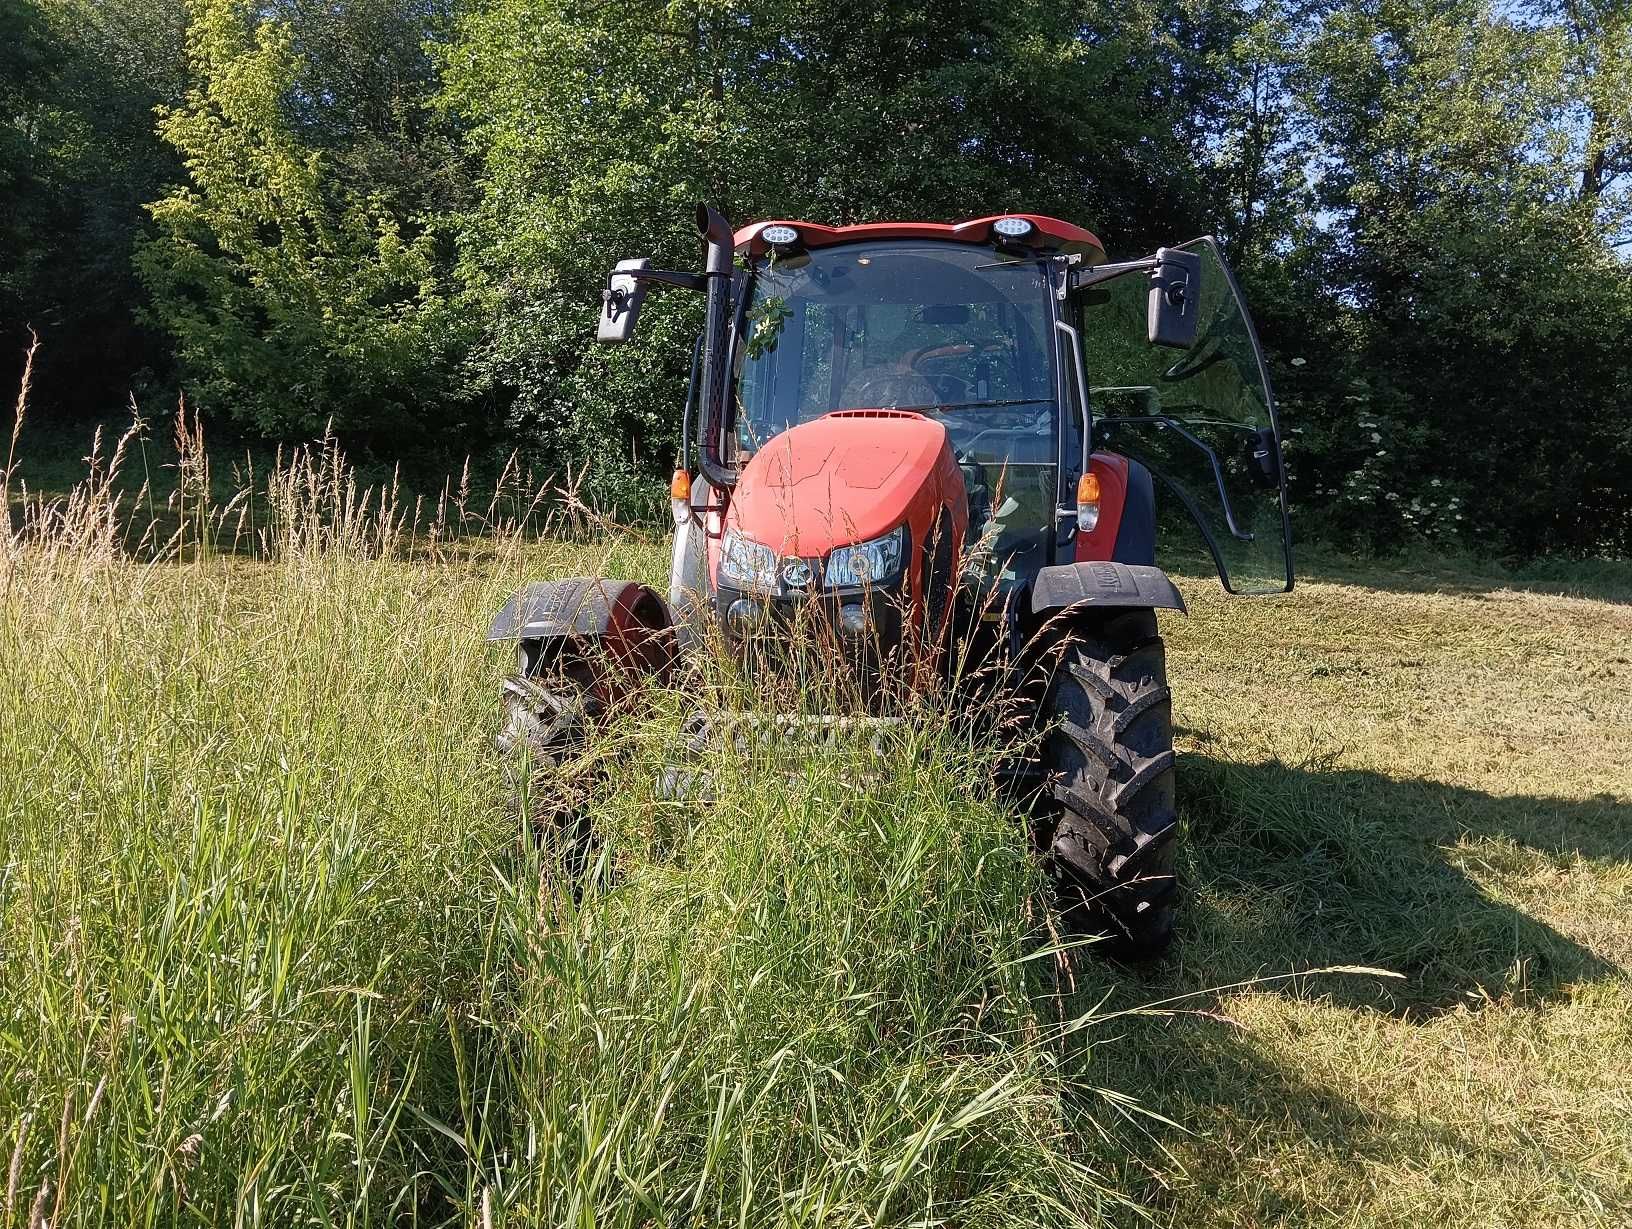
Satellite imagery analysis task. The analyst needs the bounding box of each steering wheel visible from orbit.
[907,337,1009,402]
[847,371,940,409]
[910,336,1006,368]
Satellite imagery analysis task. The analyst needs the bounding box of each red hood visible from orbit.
[726,412,951,557]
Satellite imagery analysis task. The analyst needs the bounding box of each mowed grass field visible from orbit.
[1095,559,1632,1225]
[1,482,1628,1225]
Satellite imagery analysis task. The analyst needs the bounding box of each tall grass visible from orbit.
[0,384,1124,1223]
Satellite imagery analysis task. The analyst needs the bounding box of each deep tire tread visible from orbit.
[1111,684,1172,736]
[1065,658,1118,701]
[1058,718,1117,769]
[1107,750,1177,812]
[502,663,600,872]
[1040,610,1179,960]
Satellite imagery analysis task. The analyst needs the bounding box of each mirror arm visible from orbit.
[629,268,708,293]
[1067,256,1158,295]
[601,267,707,316]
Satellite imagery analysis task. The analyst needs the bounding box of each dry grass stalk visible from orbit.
[5,1112,32,1216]
[2,330,38,567]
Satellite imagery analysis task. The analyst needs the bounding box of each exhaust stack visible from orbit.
[695,203,735,488]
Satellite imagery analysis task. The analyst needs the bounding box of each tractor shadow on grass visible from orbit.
[1054,753,1629,1219]
[1282,550,1632,606]
[1165,751,1628,1017]
[1066,1007,1522,1224]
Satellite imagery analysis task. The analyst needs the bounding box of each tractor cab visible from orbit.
[731,233,1068,597]
[598,205,1291,635]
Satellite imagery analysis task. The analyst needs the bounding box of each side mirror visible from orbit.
[598,257,651,344]
[1147,247,1201,349]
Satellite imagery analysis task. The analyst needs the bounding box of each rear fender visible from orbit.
[1029,561,1186,619]
[1074,452,1157,567]
[488,578,675,686]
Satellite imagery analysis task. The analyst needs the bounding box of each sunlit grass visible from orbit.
[2,538,1147,1225]
[1074,564,1632,1226]
[0,399,1131,1225]
[2,389,1628,1225]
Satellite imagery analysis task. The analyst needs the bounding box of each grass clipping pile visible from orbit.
[0,400,1125,1225]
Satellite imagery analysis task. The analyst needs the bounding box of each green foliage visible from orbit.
[3,0,1630,554]
[0,459,1117,1223]
[0,0,184,410]
[0,0,63,317]
[497,697,1115,1224]
[0,543,514,1222]
[431,0,1244,510]
[137,0,477,446]
[1265,0,1632,556]
[4,433,1630,1222]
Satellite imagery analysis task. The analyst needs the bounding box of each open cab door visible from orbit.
[1077,237,1293,594]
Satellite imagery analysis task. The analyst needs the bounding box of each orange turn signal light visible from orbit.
[670,468,692,501]
[1076,471,1102,534]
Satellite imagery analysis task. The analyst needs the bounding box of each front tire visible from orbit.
[1039,608,1178,960]
[500,662,599,874]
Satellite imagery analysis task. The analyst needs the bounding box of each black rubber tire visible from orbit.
[1039,608,1178,960]
[500,661,599,876]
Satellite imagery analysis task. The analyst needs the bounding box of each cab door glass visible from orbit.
[1079,237,1292,594]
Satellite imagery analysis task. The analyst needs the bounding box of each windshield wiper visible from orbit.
[921,398,1052,411]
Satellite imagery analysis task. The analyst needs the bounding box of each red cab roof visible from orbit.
[733,214,1105,263]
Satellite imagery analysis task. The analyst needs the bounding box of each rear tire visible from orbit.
[492,577,672,878]
[1039,608,1178,960]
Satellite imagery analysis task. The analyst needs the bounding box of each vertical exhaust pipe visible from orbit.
[695,204,735,489]
[697,203,733,275]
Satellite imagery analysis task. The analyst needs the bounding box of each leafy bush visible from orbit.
[137,0,478,448]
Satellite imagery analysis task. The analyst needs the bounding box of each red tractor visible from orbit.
[490,205,1292,959]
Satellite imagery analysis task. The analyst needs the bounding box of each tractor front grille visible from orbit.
[712,581,913,705]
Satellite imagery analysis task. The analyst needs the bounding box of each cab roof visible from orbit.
[733,214,1106,264]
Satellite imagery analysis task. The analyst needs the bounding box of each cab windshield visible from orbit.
[733,241,1055,450]
[732,240,1061,582]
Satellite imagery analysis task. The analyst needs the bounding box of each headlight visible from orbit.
[718,528,779,592]
[824,526,906,588]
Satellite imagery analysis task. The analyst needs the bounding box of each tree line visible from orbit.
[3,0,1629,558]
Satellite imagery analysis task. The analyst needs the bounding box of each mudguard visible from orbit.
[488,577,675,679]
[1030,561,1187,617]
[487,577,658,639]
